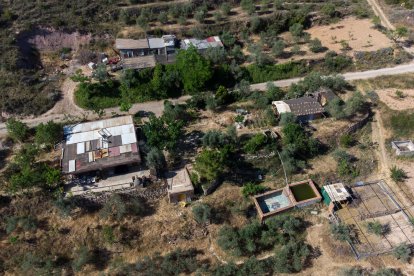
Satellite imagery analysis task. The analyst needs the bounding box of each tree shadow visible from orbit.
[91,247,111,270]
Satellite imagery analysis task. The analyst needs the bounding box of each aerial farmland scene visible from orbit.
[2,0,414,275]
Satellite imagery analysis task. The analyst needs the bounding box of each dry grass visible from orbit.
[377,89,414,111]
[307,17,393,54]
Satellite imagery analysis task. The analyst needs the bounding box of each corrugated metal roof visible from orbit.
[272,101,291,114]
[65,116,135,145]
[148,38,165,49]
[115,38,149,49]
[64,116,133,135]
[324,183,350,202]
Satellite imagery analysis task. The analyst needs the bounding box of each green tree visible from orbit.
[321,3,336,18]
[143,115,184,151]
[194,149,228,181]
[243,134,268,153]
[327,98,346,119]
[6,118,29,142]
[35,121,62,147]
[176,46,212,94]
[94,64,108,82]
[273,241,310,273]
[43,167,61,187]
[344,92,366,115]
[289,23,304,39]
[272,40,285,57]
[146,148,166,172]
[279,113,297,126]
[202,130,228,148]
[192,203,212,224]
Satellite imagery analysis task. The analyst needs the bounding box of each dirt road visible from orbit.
[251,61,414,90]
[367,0,395,30]
[371,112,413,207]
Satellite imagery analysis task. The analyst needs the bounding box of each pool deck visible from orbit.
[253,179,322,222]
[253,188,294,221]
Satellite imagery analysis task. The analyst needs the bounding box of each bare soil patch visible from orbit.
[307,17,393,54]
[377,89,414,110]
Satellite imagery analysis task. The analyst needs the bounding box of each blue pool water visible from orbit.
[258,191,291,213]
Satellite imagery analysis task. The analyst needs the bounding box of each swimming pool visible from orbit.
[257,190,291,213]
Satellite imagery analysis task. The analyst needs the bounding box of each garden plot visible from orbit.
[335,181,414,257]
[307,17,393,54]
[377,89,414,110]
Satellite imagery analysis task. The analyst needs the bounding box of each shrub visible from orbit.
[374,268,400,276]
[5,216,37,234]
[390,112,414,137]
[243,134,268,153]
[194,148,229,182]
[146,148,166,172]
[202,130,228,149]
[6,118,29,142]
[246,61,307,84]
[288,72,349,98]
[341,266,365,276]
[331,223,354,242]
[99,194,127,220]
[390,166,407,183]
[279,112,297,126]
[340,134,354,148]
[272,40,285,57]
[221,3,231,16]
[242,182,266,197]
[393,243,411,263]
[217,216,305,257]
[273,240,311,273]
[365,221,386,236]
[135,249,200,275]
[309,38,324,53]
[72,246,91,272]
[102,225,115,244]
[192,203,212,224]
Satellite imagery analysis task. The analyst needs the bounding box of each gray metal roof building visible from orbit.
[61,116,140,175]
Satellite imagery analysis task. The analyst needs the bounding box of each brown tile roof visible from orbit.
[284,97,325,116]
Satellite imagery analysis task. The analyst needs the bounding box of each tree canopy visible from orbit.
[176,45,213,94]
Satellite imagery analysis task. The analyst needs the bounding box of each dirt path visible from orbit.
[366,0,395,30]
[251,61,414,90]
[371,112,413,207]
[366,0,414,55]
[120,0,189,10]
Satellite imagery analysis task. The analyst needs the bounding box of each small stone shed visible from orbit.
[166,167,194,203]
[391,141,414,156]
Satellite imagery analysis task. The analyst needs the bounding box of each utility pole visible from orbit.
[277,150,289,186]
